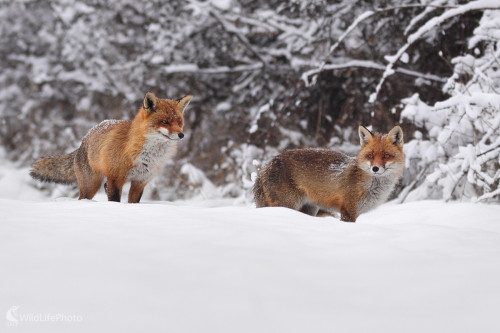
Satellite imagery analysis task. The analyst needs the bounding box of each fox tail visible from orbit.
[30,151,77,184]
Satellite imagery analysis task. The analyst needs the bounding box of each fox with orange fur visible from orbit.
[30,92,192,203]
[254,126,404,222]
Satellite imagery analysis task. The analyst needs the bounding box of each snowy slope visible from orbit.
[1,198,500,333]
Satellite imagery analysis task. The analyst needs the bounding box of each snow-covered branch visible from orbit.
[301,59,447,86]
[370,0,500,103]
[164,63,264,74]
[400,8,500,202]
[316,10,375,76]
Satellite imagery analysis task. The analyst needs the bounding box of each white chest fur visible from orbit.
[357,175,398,214]
[127,132,178,183]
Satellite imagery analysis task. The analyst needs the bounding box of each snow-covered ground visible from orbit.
[1,163,500,332]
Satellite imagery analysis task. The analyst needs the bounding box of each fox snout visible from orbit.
[365,162,386,175]
[171,132,184,140]
[158,127,184,140]
[365,157,395,175]
[369,163,392,175]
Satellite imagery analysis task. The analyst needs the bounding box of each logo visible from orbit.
[6,306,19,327]
[5,306,83,327]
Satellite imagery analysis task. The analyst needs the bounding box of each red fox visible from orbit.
[254,126,404,222]
[30,92,192,203]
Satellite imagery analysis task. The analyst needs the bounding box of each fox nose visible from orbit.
[178,132,184,139]
[372,166,379,173]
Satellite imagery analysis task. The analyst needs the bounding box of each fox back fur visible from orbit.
[30,92,192,203]
[254,126,404,222]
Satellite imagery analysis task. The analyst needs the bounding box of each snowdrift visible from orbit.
[1,198,500,332]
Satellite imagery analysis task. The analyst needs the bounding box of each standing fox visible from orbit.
[254,126,404,222]
[30,92,192,203]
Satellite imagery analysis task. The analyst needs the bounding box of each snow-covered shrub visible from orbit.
[400,9,500,202]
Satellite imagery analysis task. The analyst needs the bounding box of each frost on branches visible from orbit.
[401,10,500,202]
[0,0,498,202]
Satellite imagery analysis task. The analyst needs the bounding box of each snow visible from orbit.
[406,1,500,44]
[328,157,354,175]
[403,0,448,36]
[400,52,409,64]
[180,163,222,199]
[370,0,500,103]
[1,199,500,332]
[323,11,374,65]
[164,63,200,73]
[399,6,500,202]
[1,160,500,332]
[208,0,232,11]
[83,119,128,141]
[434,92,500,110]
[163,63,263,74]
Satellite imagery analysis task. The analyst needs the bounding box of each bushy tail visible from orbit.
[30,151,77,184]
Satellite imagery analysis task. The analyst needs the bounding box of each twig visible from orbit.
[261,80,306,156]
[209,9,267,65]
[446,170,466,202]
[317,10,375,75]
[477,144,500,157]
[398,164,429,203]
[315,99,323,139]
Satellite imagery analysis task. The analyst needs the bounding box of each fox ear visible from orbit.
[359,126,373,147]
[176,95,192,114]
[143,92,158,113]
[388,126,404,147]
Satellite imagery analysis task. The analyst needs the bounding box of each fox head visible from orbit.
[358,125,404,177]
[141,92,192,140]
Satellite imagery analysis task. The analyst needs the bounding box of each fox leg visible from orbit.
[255,156,317,213]
[128,181,147,203]
[73,160,103,200]
[316,210,336,218]
[340,205,358,222]
[300,204,320,216]
[268,191,303,211]
[105,177,125,202]
[77,172,103,200]
[257,183,302,211]
[257,177,303,211]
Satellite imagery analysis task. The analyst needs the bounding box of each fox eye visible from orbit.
[162,120,170,125]
[383,154,391,159]
[367,153,374,159]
